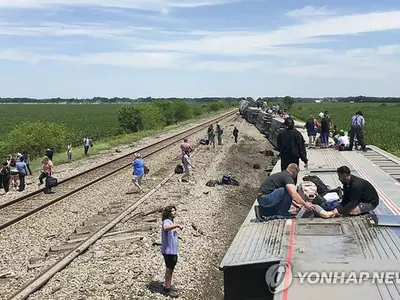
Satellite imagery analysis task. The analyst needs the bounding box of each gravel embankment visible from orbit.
[26,118,276,300]
[0,117,234,299]
[0,111,236,204]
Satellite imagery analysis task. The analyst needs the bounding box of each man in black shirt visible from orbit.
[256,163,315,218]
[277,117,308,183]
[331,166,379,216]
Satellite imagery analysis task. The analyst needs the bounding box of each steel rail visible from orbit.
[7,116,236,300]
[0,110,237,231]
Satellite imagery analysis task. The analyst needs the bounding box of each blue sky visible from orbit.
[0,0,399,98]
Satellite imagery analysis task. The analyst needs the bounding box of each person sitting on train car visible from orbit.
[334,131,350,151]
[330,166,379,216]
[256,163,315,218]
[277,118,308,183]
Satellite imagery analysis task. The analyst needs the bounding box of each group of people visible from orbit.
[256,163,379,220]
[255,111,377,220]
[0,152,31,193]
[304,110,366,151]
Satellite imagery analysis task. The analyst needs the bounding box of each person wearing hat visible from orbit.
[276,117,308,184]
[349,111,366,151]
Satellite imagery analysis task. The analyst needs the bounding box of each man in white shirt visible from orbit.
[335,131,350,151]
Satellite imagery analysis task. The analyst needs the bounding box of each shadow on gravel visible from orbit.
[147,280,165,294]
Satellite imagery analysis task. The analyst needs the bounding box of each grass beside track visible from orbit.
[27,109,234,173]
[291,103,400,157]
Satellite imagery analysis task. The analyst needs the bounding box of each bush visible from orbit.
[118,105,143,133]
[0,121,69,159]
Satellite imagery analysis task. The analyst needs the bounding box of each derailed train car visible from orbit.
[241,105,285,149]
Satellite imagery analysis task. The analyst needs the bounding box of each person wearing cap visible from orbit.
[276,117,308,183]
[349,111,366,151]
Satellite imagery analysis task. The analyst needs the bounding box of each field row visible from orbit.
[291,103,400,156]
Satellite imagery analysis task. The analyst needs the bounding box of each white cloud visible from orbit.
[285,6,335,18]
[0,0,241,11]
[0,22,155,38]
[140,10,400,56]
[377,45,400,55]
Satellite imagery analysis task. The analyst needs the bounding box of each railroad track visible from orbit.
[7,114,236,300]
[0,110,237,232]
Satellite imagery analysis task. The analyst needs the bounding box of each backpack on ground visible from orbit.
[175,165,184,174]
[200,139,207,145]
[302,175,329,196]
[221,175,239,186]
[46,176,58,188]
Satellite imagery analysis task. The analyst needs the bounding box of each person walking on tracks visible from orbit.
[349,111,366,151]
[233,126,239,143]
[330,166,379,216]
[255,163,315,219]
[161,205,183,298]
[277,117,308,182]
[131,153,145,193]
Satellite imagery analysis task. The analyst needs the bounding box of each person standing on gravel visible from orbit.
[207,125,215,149]
[233,126,239,143]
[161,205,183,298]
[131,153,145,193]
[180,138,192,163]
[179,152,194,183]
[216,122,223,145]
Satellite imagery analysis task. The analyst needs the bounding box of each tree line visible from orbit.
[1,96,399,104]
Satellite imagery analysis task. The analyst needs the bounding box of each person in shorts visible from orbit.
[132,153,145,193]
[161,205,183,298]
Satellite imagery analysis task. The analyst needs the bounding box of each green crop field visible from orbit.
[0,104,123,142]
[291,103,400,157]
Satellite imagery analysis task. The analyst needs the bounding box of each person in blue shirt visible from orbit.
[161,205,183,298]
[16,156,29,191]
[349,111,366,151]
[132,153,145,193]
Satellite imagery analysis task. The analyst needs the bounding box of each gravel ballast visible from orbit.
[23,118,276,300]
[0,116,235,299]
